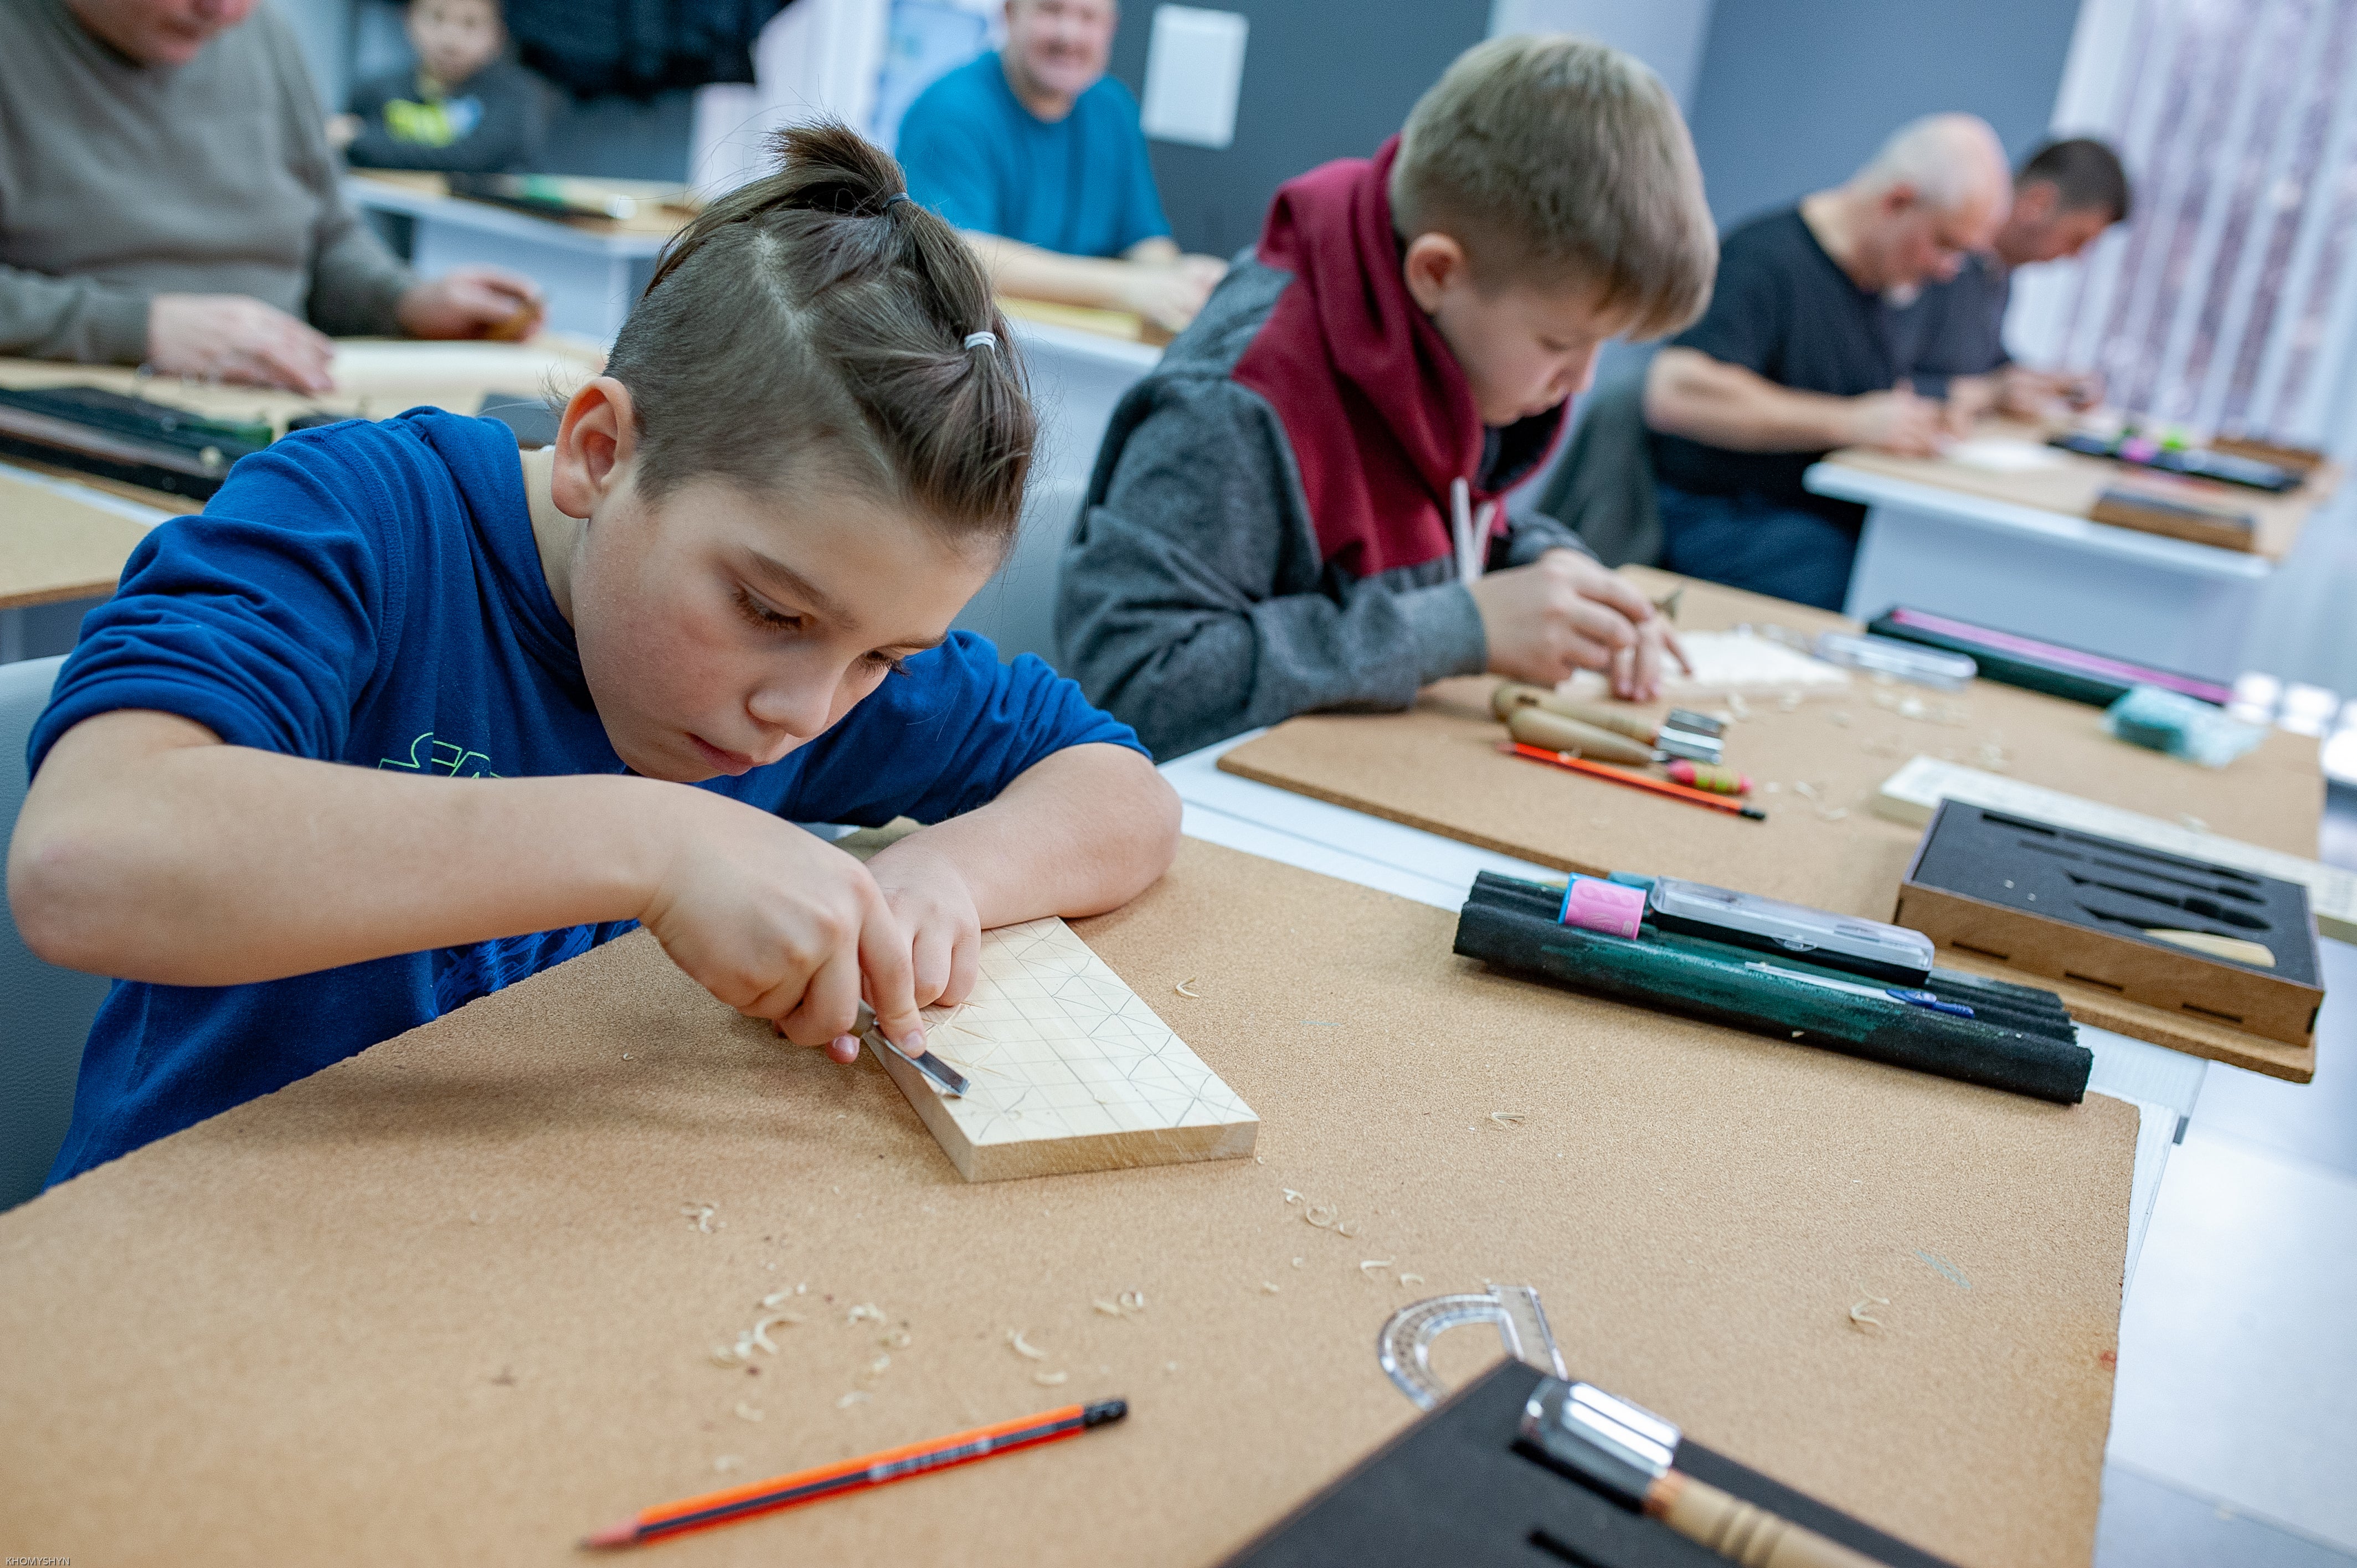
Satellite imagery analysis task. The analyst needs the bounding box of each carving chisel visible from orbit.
[853,1002,968,1097]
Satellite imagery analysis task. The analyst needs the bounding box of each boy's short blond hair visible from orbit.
[1391,34,1716,339]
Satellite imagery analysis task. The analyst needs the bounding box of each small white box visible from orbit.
[1140,6,1249,150]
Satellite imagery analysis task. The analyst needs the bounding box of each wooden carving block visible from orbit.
[1895,801,2322,1048]
[868,916,1258,1182]
[2088,486,2257,551]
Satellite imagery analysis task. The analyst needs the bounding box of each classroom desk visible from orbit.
[1161,731,2195,1290]
[0,342,604,660]
[1805,424,2333,683]
[1000,307,1163,494]
[347,172,677,341]
[0,838,2137,1568]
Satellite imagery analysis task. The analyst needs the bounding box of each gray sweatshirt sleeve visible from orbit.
[258,12,412,336]
[1056,373,1491,761]
[1499,504,1592,568]
[0,263,152,363]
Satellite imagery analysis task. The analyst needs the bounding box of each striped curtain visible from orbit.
[2010,0,2357,705]
[2011,0,2357,444]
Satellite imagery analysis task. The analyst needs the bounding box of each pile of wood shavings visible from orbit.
[680,1203,719,1234]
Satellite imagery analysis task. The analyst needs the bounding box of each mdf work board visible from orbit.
[0,841,2136,1568]
[1821,418,2336,562]
[1216,569,2325,1079]
[0,465,163,611]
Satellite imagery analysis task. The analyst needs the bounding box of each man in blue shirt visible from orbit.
[897,0,1226,333]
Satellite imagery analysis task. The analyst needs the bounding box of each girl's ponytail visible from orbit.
[607,123,1034,544]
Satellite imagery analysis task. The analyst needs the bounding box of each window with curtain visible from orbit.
[2009,0,2357,446]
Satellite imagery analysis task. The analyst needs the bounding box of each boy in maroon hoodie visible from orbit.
[1055,35,1718,760]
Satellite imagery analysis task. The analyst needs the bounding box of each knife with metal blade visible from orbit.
[853,1002,968,1097]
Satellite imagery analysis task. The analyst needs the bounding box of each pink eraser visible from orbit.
[1557,875,1646,938]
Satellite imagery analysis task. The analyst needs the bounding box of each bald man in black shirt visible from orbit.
[1645,114,2011,609]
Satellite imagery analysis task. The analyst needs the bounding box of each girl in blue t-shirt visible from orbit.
[11,125,1180,1182]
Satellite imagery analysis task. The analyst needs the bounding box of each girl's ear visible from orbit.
[548,377,639,520]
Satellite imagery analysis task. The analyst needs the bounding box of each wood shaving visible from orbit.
[751,1315,800,1353]
[1292,1256,1304,1268]
[1260,1281,1281,1293]
[1359,1259,1397,1276]
[1727,693,1752,720]
[846,1303,886,1326]
[1303,1204,1340,1229]
[716,1454,745,1471]
[710,1343,749,1368]
[760,1290,796,1309]
[1008,1329,1048,1360]
[1164,1361,1181,1375]
[1282,1188,1303,1204]
[835,1392,870,1409]
[734,1402,764,1422]
[681,1203,718,1234]
[1093,1298,1123,1316]
[1174,978,1203,999]
[1779,692,1802,712]
[1849,1293,1890,1330]
[1489,1111,1526,1128]
[1399,1273,1426,1287]
[1118,1291,1147,1313]
[1033,1370,1069,1386]
[1829,711,1851,727]
[883,1329,913,1349]
[866,1354,891,1378]
[1337,1221,1358,1238]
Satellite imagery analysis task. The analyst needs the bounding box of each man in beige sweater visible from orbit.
[0,0,543,392]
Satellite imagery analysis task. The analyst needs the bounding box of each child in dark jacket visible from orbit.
[1055,35,1718,761]
[335,0,545,174]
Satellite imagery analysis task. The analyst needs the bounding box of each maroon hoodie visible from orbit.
[1231,137,1569,580]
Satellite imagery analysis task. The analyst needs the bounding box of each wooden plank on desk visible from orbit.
[1824,420,2320,561]
[0,468,158,609]
[1216,569,2323,915]
[0,840,2132,1568]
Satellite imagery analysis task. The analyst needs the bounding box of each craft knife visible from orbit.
[1742,960,1975,1018]
[853,1002,968,1097]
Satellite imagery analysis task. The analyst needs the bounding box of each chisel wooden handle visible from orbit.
[1491,682,1662,745]
[1646,1472,1887,1568]
[1505,705,1658,767]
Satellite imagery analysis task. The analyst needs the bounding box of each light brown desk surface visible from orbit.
[0,841,2134,1568]
[351,168,695,239]
[0,468,163,611]
[1218,567,2324,1078]
[0,341,605,597]
[1822,417,2337,561]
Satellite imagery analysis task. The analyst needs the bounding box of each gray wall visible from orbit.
[1105,1,1494,261]
[1682,0,2082,231]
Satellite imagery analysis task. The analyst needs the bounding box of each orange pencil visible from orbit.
[581,1398,1127,1549]
[1501,742,1767,820]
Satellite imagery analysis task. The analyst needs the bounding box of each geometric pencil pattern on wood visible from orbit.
[868,917,1259,1182]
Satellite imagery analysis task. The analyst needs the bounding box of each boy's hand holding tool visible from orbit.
[1469,549,1689,700]
[637,792,932,1064]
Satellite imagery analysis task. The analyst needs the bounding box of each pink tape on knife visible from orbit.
[1557,875,1647,938]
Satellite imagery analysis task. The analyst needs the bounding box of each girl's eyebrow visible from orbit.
[744,550,856,630]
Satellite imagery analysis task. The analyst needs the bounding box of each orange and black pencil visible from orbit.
[1501,742,1767,820]
[581,1398,1127,1549]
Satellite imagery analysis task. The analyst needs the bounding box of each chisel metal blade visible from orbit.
[853,1003,968,1097]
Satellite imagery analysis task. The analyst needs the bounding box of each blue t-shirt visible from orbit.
[897,53,1170,259]
[28,409,1144,1184]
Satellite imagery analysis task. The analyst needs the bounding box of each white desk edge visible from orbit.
[343,177,673,259]
[1158,729,2203,1290]
[1803,461,2273,582]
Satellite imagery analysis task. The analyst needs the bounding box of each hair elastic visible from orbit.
[963,331,999,352]
[882,192,912,211]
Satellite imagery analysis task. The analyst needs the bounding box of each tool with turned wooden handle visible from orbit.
[1519,1378,1890,1567]
[1492,680,1662,744]
[1504,704,1659,767]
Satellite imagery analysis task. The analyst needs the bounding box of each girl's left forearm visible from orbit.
[869,742,1181,927]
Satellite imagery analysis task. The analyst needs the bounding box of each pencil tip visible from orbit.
[579,1520,637,1550]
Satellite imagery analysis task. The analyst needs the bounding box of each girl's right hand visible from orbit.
[639,792,923,1063]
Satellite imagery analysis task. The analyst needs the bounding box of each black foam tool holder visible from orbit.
[1223,1358,1958,1568]
[1455,873,2092,1104]
[1896,802,2323,1046]
[0,385,270,501]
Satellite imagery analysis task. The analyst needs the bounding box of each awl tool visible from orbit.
[854,1002,967,1097]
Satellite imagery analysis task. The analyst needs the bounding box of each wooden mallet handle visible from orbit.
[1646,1471,1888,1568]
